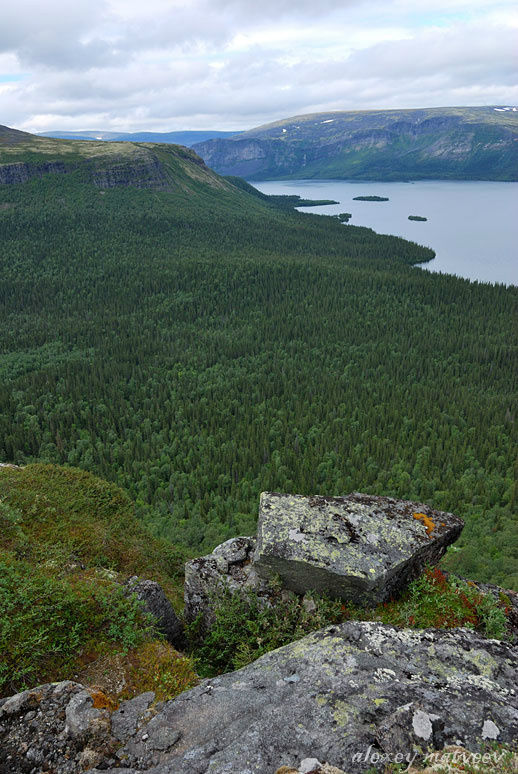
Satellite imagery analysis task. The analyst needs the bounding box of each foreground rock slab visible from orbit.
[253,492,464,605]
[85,621,517,774]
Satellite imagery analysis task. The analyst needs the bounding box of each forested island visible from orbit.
[409,215,428,221]
[0,125,516,591]
[353,195,389,201]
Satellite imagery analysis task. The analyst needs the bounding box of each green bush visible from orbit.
[0,558,155,694]
[190,568,511,677]
[189,580,344,677]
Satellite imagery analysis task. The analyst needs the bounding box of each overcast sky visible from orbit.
[1,0,517,133]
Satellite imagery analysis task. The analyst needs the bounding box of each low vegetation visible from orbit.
[0,464,192,697]
[189,567,511,677]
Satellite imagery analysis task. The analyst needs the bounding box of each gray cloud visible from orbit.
[1,0,517,132]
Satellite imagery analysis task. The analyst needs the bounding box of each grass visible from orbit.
[0,463,191,697]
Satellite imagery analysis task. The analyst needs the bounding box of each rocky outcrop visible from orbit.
[89,156,174,190]
[0,161,70,184]
[254,492,463,605]
[184,536,270,632]
[126,577,186,649]
[2,623,517,773]
[0,157,174,190]
[184,492,464,625]
[96,622,517,772]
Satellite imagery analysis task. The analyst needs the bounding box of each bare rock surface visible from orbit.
[2,623,517,774]
[184,536,269,631]
[253,492,464,605]
[86,621,517,774]
[0,681,115,773]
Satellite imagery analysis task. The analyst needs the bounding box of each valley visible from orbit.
[0,126,516,592]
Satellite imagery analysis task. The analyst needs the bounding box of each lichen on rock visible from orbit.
[253,492,464,604]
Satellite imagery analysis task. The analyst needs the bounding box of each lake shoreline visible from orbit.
[252,179,518,287]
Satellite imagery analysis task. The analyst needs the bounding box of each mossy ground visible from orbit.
[0,463,195,699]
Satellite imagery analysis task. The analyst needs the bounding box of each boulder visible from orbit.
[253,492,464,605]
[0,681,114,774]
[126,577,186,650]
[183,536,269,632]
[87,621,518,774]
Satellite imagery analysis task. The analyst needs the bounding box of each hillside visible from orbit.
[0,463,195,698]
[193,106,518,181]
[0,125,516,593]
[0,124,230,190]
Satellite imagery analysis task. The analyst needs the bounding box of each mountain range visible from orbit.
[38,129,240,146]
[192,106,518,181]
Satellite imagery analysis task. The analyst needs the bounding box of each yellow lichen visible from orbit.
[413,512,436,537]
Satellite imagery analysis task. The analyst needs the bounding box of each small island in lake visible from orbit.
[408,215,428,221]
[295,197,339,206]
[353,195,389,201]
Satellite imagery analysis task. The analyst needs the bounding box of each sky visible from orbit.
[1,0,517,133]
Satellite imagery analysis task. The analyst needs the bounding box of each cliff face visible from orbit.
[193,107,518,181]
[0,125,231,191]
[0,160,70,184]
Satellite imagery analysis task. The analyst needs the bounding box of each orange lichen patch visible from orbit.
[413,512,436,537]
[89,688,119,711]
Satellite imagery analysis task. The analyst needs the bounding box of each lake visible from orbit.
[252,179,518,286]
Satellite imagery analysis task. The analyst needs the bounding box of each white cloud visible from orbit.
[0,0,516,132]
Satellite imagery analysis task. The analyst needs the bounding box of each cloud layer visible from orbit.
[1,0,517,132]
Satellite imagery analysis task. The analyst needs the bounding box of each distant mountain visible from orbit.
[38,129,241,147]
[192,106,518,181]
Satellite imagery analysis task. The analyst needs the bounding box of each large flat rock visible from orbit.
[253,492,464,605]
[89,622,518,774]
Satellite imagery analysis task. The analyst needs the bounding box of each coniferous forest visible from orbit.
[0,155,516,589]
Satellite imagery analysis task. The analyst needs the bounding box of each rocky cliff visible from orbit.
[0,124,232,191]
[193,106,518,181]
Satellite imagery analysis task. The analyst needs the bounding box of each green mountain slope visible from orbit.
[0,463,196,697]
[193,106,518,181]
[0,126,516,592]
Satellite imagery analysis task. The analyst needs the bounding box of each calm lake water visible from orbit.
[253,179,518,286]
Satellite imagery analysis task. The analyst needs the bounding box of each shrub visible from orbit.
[190,568,511,677]
[0,559,156,694]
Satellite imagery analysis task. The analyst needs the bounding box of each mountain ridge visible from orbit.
[192,106,518,181]
[37,129,241,146]
[0,124,233,191]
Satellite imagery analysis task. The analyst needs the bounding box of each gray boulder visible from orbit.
[0,681,114,773]
[183,536,270,632]
[126,577,185,649]
[88,621,517,774]
[253,492,464,605]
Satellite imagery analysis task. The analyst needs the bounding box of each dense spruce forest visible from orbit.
[0,147,516,590]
